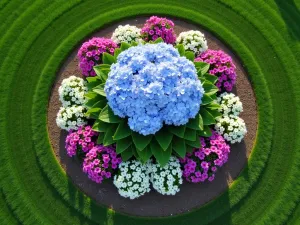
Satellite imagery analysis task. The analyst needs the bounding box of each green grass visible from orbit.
[0,0,300,224]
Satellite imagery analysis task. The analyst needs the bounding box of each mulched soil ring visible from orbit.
[47,17,257,217]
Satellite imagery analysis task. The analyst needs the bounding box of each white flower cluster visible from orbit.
[111,25,141,45]
[58,76,87,107]
[113,160,151,200]
[150,156,183,195]
[176,30,208,55]
[215,115,247,144]
[56,105,87,131]
[217,92,243,116]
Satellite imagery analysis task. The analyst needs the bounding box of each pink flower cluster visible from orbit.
[82,145,122,184]
[141,16,176,44]
[195,50,237,92]
[77,37,117,77]
[65,125,98,158]
[180,130,230,183]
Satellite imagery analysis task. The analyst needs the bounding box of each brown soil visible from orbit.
[47,17,257,217]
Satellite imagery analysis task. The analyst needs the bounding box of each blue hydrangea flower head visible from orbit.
[105,43,204,135]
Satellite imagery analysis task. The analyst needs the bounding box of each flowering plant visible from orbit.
[141,16,176,44]
[56,105,87,131]
[150,156,183,195]
[58,76,87,107]
[105,43,204,135]
[85,40,220,166]
[180,130,230,183]
[176,30,208,55]
[215,115,247,144]
[83,145,122,184]
[113,160,151,199]
[217,92,243,116]
[195,50,236,92]
[111,25,141,45]
[77,37,117,77]
[65,125,98,158]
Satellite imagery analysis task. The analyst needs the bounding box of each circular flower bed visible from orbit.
[54,16,248,200]
[105,43,204,135]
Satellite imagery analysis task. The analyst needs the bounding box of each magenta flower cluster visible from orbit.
[179,130,230,183]
[82,145,122,184]
[195,50,237,92]
[65,125,98,158]
[141,16,176,44]
[77,37,117,77]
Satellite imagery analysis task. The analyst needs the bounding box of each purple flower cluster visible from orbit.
[179,130,230,183]
[195,50,237,92]
[82,145,122,184]
[141,16,176,44]
[65,125,98,158]
[77,37,117,77]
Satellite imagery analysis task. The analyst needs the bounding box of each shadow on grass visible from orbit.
[274,0,300,40]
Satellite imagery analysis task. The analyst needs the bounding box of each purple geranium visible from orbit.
[77,37,117,77]
[82,145,122,184]
[65,125,98,158]
[179,130,230,183]
[141,16,176,44]
[195,49,237,92]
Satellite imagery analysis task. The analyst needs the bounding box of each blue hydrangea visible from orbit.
[104,43,204,135]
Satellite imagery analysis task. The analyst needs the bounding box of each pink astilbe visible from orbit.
[195,50,237,92]
[77,37,117,77]
[180,130,230,183]
[141,16,176,44]
[82,145,122,184]
[65,125,98,158]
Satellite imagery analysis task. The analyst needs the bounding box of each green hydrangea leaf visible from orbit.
[85,107,101,119]
[132,132,153,151]
[168,125,186,138]
[203,73,218,84]
[198,125,212,137]
[102,52,116,65]
[207,102,222,110]
[131,41,139,46]
[113,121,132,140]
[97,132,105,144]
[99,105,122,123]
[103,124,117,146]
[184,128,197,141]
[186,145,194,153]
[121,147,133,161]
[114,48,121,59]
[155,127,173,150]
[186,114,203,130]
[200,108,216,125]
[150,140,172,167]
[172,136,186,158]
[185,51,195,62]
[200,63,210,75]
[206,108,222,119]
[120,42,131,51]
[186,138,201,148]
[203,82,219,95]
[85,96,105,108]
[93,83,106,97]
[116,137,132,154]
[175,44,185,56]
[201,94,214,105]
[154,37,164,43]
[136,146,152,163]
[92,120,111,132]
